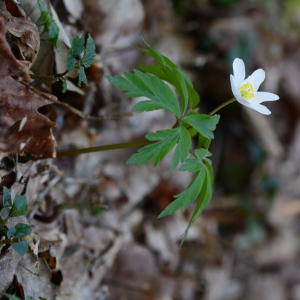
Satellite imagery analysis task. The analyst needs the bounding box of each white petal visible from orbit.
[233,58,245,87]
[249,92,279,104]
[242,69,265,92]
[230,74,239,95]
[248,103,271,115]
[235,93,250,106]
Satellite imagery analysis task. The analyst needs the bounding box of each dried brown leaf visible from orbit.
[0,17,30,78]
[0,0,39,64]
[0,76,57,158]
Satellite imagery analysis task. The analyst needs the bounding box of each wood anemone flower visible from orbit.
[230,58,279,115]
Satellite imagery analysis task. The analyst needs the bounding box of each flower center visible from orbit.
[239,82,255,100]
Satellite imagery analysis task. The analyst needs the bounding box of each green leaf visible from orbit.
[37,0,47,12]
[78,66,88,87]
[138,37,165,66]
[9,195,28,217]
[194,148,212,160]
[170,125,191,172]
[197,133,211,149]
[127,126,191,170]
[204,159,214,187]
[183,114,220,139]
[69,35,85,57]
[4,294,22,300]
[7,223,32,256]
[82,34,96,68]
[3,186,12,212]
[139,65,200,111]
[39,297,48,300]
[159,169,206,218]
[138,65,170,82]
[179,158,203,173]
[180,166,212,247]
[141,65,189,114]
[7,223,32,238]
[67,55,76,71]
[126,129,179,167]
[62,78,67,93]
[4,295,35,300]
[186,80,200,107]
[91,207,105,215]
[178,148,211,173]
[138,40,200,107]
[164,67,188,115]
[106,70,180,117]
[48,18,60,50]
[37,0,60,50]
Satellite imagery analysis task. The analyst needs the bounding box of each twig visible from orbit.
[19,81,133,121]
[30,70,68,83]
[57,139,153,157]
[1,234,35,245]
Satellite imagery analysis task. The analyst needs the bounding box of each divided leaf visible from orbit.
[67,55,76,72]
[48,19,60,50]
[7,223,32,256]
[78,66,88,87]
[179,148,212,173]
[106,70,180,117]
[126,129,179,167]
[138,39,200,109]
[4,294,22,300]
[66,34,96,88]
[5,293,38,300]
[82,34,96,68]
[180,166,212,247]
[158,169,206,218]
[127,125,191,170]
[69,35,85,57]
[183,114,220,139]
[170,125,191,172]
[3,186,12,213]
[9,195,28,217]
[158,147,214,245]
[37,0,60,50]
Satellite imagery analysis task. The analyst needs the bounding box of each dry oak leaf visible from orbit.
[0,17,30,79]
[0,76,57,158]
[0,0,39,65]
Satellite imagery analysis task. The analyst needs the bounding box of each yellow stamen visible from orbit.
[239,82,255,100]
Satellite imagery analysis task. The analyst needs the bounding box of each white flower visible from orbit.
[230,58,279,115]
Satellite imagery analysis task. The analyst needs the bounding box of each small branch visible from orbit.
[57,140,154,157]
[1,234,35,245]
[48,98,134,121]
[19,81,133,121]
[30,70,68,83]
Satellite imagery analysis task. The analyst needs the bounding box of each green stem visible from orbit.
[57,139,154,157]
[209,98,236,116]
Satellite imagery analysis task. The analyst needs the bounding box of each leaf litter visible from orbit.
[1,0,300,300]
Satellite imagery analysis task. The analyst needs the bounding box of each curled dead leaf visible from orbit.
[0,17,30,79]
[0,76,57,158]
[0,0,39,65]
